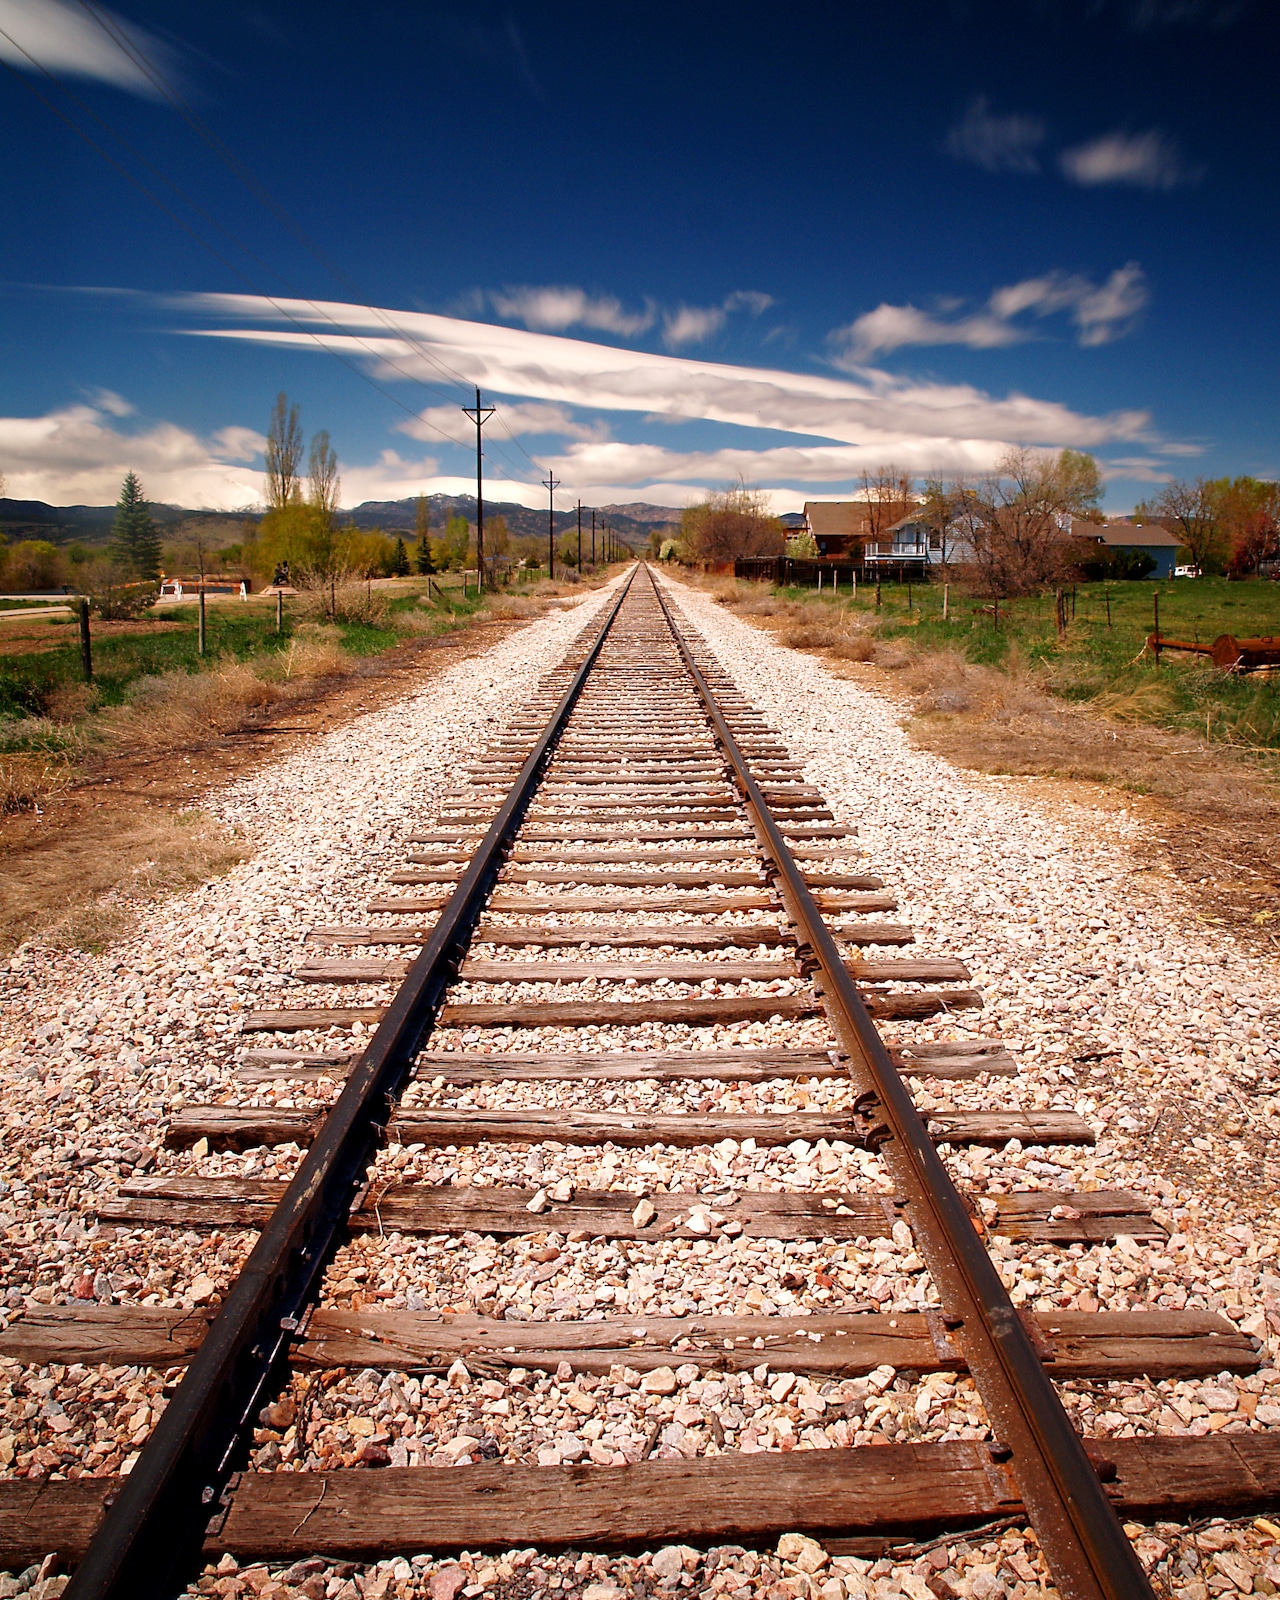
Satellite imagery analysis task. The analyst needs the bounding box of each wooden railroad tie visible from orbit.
[97,1180,1159,1244]
[4,1437,1279,1568]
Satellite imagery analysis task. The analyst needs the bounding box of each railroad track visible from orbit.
[2,564,1277,1599]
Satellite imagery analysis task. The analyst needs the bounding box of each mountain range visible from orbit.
[0,495,683,549]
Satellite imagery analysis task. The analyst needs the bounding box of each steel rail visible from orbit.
[646,567,1153,1600]
[67,569,638,1600]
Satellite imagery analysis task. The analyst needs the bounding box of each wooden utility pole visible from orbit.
[577,500,582,572]
[543,472,561,578]
[591,508,596,567]
[463,388,495,589]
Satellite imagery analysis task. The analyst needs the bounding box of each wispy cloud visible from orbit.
[0,0,173,96]
[1060,129,1202,189]
[944,96,1046,174]
[489,286,655,337]
[487,283,774,349]
[176,292,1155,489]
[662,290,774,349]
[832,264,1149,360]
[662,305,727,347]
[398,400,606,445]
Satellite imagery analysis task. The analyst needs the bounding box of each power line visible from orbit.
[0,39,480,455]
[2,14,561,495]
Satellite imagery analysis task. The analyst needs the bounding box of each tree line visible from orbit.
[663,450,1279,595]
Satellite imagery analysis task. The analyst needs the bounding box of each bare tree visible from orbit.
[957,447,1101,595]
[859,464,915,555]
[681,479,784,562]
[1145,479,1221,575]
[264,393,303,512]
[308,430,340,528]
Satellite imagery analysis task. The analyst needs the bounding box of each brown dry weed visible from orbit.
[1,805,248,953]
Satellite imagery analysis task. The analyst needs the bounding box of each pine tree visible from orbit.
[414,493,434,573]
[109,471,162,580]
[391,537,411,577]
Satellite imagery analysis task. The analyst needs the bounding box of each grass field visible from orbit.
[770,575,1280,751]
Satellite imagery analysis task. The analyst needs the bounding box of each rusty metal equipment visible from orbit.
[1148,633,1280,671]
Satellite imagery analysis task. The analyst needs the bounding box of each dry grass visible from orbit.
[103,662,283,749]
[0,752,73,815]
[708,572,1280,948]
[485,593,545,620]
[272,626,353,682]
[296,577,391,627]
[0,804,249,953]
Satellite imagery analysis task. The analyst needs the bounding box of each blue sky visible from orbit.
[0,0,1275,514]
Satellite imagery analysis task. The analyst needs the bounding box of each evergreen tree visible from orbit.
[414,494,434,573]
[109,471,162,580]
[391,536,411,577]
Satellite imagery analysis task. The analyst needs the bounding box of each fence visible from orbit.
[734,557,931,587]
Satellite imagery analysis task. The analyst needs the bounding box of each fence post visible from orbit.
[942,582,949,621]
[276,589,284,634]
[79,598,92,682]
[1153,593,1160,664]
[198,584,207,657]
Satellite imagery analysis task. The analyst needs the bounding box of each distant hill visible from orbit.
[1,494,683,550]
[0,498,246,546]
[345,494,681,547]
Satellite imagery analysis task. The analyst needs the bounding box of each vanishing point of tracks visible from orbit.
[2,565,1277,1599]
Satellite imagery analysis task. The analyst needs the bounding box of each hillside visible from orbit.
[344,494,681,546]
[0,499,245,546]
[0,494,681,550]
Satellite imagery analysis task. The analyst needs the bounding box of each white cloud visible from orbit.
[0,400,265,508]
[490,286,654,337]
[83,387,134,417]
[177,293,1155,492]
[833,264,1149,359]
[662,290,775,348]
[397,400,604,446]
[944,97,1046,174]
[1071,264,1149,345]
[1059,129,1201,189]
[489,284,775,349]
[724,290,774,316]
[0,0,172,96]
[663,305,727,348]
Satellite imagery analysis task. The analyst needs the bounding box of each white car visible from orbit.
[1173,564,1200,578]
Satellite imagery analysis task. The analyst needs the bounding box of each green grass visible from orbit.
[775,575,1280,751]
[0,606,299,721]
[0,575,510,732]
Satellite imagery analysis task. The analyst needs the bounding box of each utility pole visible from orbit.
[591,508,596,567]
[462,388,495,589]
[543,472,561,578]
[577,500,582,573]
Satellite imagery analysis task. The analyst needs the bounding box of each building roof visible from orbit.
[1073,519,1181,549]
[804,501,872,539]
